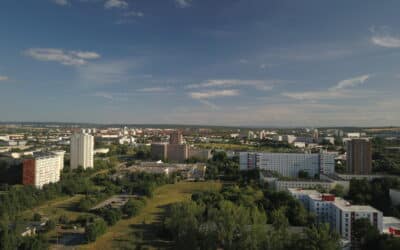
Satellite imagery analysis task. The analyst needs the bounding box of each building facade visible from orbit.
[188,147,212,161]
[22,152,64,188]
[169,130,183,145]
[167,144,188,163]
[151,143,168,161]
[346,139,372,174]
[289,188,383,242]
[70,132,94,169]
[240,152,336,177]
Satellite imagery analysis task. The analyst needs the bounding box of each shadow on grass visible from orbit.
[49,232,86,246]
[127,204,175,249]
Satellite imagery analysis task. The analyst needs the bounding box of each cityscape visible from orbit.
[1,1,400,250]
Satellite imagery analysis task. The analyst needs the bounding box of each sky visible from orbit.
[1,0,400,127]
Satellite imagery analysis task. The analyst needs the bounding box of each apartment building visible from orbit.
[289,188,383,242]
[346,139,372,174]
[240,152,336,177]
[22,152,65,188]
[70,132,94,169]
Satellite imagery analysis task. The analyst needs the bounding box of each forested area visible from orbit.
[0,159,22,185]
[0,158,175,250]
[372,137,400,175]
[162,184,340,250]
[347,177,400,216]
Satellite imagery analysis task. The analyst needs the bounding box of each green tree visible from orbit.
[85,219,108,242]
[295,223,340,250]
[352,218,380,250]
[122,199,146,218]
[32,213,42,222]
[330,184,345,197]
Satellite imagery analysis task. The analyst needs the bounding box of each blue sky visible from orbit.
[1,0,400,126]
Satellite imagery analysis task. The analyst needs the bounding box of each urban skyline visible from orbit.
[1,0,400,126]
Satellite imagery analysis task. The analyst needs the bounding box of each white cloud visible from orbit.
[122,11,144,17]
[24,48,100,66]
[51,0,69,6]
[175,0,192,8]
[190,89,239,100]
[138,87,171,92]
[371,36,400,48]
[330,74,370,90]
[77,61,134,84]
[104,0,128,9]
[186,79,275,91]
[282,74,370,101]
[370,26,400,48]
[71,51,101,59]
[0,76,9,81]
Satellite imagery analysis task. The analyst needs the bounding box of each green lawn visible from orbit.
[21,194,89,222]
[80,180,222,250]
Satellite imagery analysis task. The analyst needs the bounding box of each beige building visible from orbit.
[70,132,94,169]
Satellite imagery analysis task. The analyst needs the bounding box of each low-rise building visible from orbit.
[288,188,383,242]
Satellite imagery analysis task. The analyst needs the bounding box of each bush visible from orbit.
[33,213,42,222]
[85,218,108,242]
[98,208,122,226]
[44,219,56,232]
[122,198,146,218]
[58,214,69,224]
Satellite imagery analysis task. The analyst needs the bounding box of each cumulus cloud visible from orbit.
[0,76,9,81]
[370,26,400,48]
[190,89,239,100]
[282,74,370,101]
[175,0,192,8]
[371,36,400,48]
[186,79,275,91]
[24,48,101,66]
[104,0,128,9]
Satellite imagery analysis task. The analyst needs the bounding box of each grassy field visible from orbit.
[79,181,222,250]
[21,194,89,222]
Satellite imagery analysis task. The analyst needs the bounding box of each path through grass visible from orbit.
[80,181,222,250]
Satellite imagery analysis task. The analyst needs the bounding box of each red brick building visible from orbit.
[22,159,35,186]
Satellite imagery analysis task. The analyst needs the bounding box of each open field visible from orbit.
[80,181,222,250]
[20,195,89,222]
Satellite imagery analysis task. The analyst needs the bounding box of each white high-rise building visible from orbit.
[70,132,94,169]
[52,150,66,170]
[240,152,336,177]
[23,152,65,189]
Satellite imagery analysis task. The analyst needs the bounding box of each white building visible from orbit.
[52,150,65,170]
[23,152,64,189]
[283,135,297,144]
[240,152,336,177]
[288,188,383,242]
[70,133,94,169]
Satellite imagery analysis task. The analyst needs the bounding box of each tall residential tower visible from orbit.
[346,139,372,174]
[70,132,94,169]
